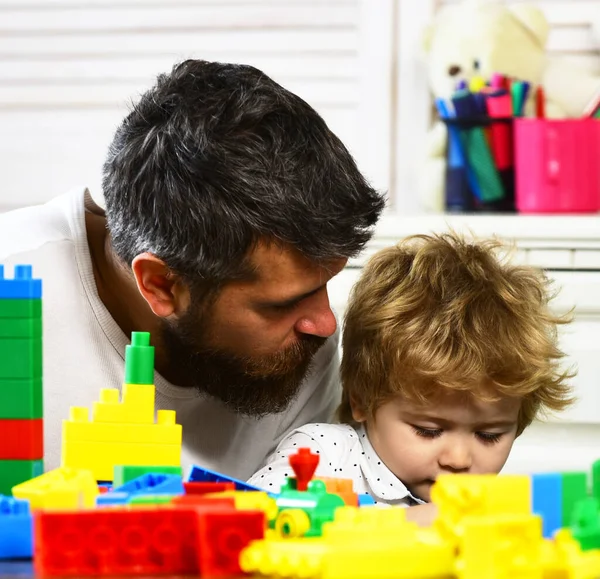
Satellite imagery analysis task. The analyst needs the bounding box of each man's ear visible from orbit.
[131,253,188,318]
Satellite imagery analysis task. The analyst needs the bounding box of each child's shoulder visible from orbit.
[288,422,359,440]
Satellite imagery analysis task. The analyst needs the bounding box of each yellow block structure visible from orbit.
[61,383,182,481]
[12,467,98,510]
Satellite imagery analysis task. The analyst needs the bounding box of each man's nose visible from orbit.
[294,290,337,338]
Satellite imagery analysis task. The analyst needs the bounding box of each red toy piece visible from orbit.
[289,447,319,491]
[196,509,265,577]
[183,481,235,495]
[0,418,43,459]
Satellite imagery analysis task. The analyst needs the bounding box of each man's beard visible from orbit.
[160,308,327,417]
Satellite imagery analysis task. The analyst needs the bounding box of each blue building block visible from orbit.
[532,472,562,538]
[0,495,32,559]
[96,473,183,506]
[187,465,265,492]
[358,493,376,506]
[0,266,42,299]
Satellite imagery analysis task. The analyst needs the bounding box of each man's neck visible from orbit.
[85,212,162,349]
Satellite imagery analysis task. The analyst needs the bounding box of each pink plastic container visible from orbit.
[514,119,600,213]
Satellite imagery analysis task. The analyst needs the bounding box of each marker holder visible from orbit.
[514,119,600,214]
[442,117,515,213]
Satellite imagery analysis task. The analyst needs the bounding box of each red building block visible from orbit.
[171,495,236,509]
[197,509,265,577]
[34,506,200,577]
[184,481,235,495]
[0,418,42,459]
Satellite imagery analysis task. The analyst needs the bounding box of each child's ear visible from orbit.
[350,396,367,423]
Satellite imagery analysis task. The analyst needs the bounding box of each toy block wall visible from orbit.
[0,265,43,495]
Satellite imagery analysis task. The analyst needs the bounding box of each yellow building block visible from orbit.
[542,528,600,579]
[63,407,181,445]
[12,467,98,510]
[432,474,531,541]
[62,439,181,481]
[456,514,544,579]
[205,491,278,522]
[91,383,155,423]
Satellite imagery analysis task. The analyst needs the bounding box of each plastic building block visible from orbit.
[570,497,600,551]
[196,509,266,577]
[0,418,43,459]
[357,493,376,506]
[97,473,183,506]
[124,331,155,385]
[62,405,181,481]
[12,467,98,510]
[0,338,42,379]
[91,384,155,424]
[0,265,41,299]
[456,514,543,579]
[0,298,42,319]
[0,495,32,559]
[275,479,345,538]
[561,471,588,529]
[290,448,319,491]
[187,464,265,492]
[183,481,235,495]
[542,528,600,578]
[0,316,41,339]
[114,464,183,487]
[593,459,600,503]
[0,459,43,496]
[431,474,531,543]
[205,491,278,523]
[532,472,562,538]
[318,477,358,506]
[0,378,43,419]
[172,495,236,509]
[128,494,174,505]
[34,506,200,576]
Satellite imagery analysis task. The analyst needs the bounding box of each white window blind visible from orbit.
[0,0,392,210]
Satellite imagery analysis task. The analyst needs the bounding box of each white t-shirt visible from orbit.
[0,188,341,479]
[247,423,424,506]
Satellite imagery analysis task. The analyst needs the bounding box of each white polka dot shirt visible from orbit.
[247,423,425,506]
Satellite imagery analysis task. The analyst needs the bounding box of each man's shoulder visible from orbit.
[0,188,83,261]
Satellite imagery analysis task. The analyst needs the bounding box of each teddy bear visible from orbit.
[418,0,600,212]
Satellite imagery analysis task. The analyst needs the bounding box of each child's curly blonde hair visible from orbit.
[338,232,575,435]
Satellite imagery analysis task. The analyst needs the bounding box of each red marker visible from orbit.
[536,86,546,119]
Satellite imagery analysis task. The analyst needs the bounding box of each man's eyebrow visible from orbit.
[259,285,324,308]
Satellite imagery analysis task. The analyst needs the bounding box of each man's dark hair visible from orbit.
[103,59,385,284]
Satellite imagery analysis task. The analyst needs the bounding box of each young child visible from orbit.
[247,233,574,524]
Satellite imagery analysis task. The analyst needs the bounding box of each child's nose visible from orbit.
[438,441,472,473]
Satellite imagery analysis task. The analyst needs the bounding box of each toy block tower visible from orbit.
[0,265,44,495]
[61,332,182,481]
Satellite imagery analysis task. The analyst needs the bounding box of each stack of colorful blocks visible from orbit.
[0,263,599,579]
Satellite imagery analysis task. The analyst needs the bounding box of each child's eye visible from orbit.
[476,432,502,444]
[412,426,442,439]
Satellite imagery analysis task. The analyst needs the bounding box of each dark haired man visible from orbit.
[0,60,385,478]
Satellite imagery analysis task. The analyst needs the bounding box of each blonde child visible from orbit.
[248,233,574,524]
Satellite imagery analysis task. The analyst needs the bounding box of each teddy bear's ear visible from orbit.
[508,4,549,47]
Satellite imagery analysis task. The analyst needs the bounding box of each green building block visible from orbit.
[593,460,600,503]
[561,471,588,527]
[0,377,42,419]
[124,332,155,385]
[0,459,43,496]
[0,317,41,339]
[0,338,42,379]
[570,497,600,551]
[128,494,174,506]
[0,299,41,319]
[113,465,183,488]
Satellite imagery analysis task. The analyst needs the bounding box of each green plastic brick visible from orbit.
[0,459,43,496]
[113,465,183,488]
[570,497,600,551]
[124,332,155,385]
[0,299,41,319]
[128,494,174,506]
[593,460,600,503]
[561,471,588,527]
[0,338,42,379]
[0,317,41,339]
[0,377,42,419]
